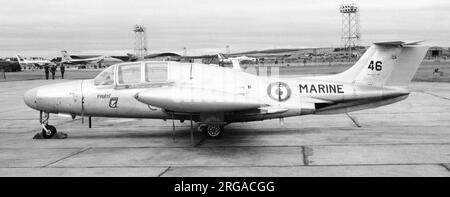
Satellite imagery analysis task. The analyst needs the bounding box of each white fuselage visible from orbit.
[18,58,53,67]
[24,61,409,123]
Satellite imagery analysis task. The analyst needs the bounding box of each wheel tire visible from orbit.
[41,125,57,139]
[203,125,224,139]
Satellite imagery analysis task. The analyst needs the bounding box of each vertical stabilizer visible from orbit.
[331,41,428,87]
[61,50,73,61]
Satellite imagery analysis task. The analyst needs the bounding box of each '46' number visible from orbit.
[368,60,382,71]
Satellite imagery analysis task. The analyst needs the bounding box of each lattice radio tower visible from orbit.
[339,3,360,53]
[134,25,148,59]
[182,47,187,56]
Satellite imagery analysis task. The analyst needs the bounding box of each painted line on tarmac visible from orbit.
[346,113,361,128]
[157,166,171,177]
[42,147,91,167]
[31,163,450,169]
[440,164,450,173]
[0,109,30,114]
[421,91,450,101]
[0,78,42,82]
[4,142,450,150]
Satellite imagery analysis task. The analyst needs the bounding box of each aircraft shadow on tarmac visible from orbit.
[64,126,326,140]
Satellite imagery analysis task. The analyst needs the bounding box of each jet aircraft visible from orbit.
[16,55,54,68]
[24,41,428,141]
[217,53,257,69]
[61,51,105,64]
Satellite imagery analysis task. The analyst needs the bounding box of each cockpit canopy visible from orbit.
[94,65,114,86]
[94,62,169,86]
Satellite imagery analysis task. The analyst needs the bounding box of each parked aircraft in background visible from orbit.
[111,53,140,62]
[24,41,428,144]
[217,53,257,69]
[110,53,183,62]
[61,51,105,64]
[16,55,54,68]
[98,56,124,65]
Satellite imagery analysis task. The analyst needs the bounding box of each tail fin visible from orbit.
[16,55,24,63]
[61,50,72,61]
[217,53,226,61]
[126,53,139,62]
[334,41,428,87]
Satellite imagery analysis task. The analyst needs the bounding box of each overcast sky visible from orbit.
[1,0,449,57]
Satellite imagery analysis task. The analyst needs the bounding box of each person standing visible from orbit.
[50,65,56,80]
[60,64,65,79]
[44,65,50,80]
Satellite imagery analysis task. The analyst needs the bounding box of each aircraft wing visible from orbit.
[62,60,88,64]
[83,56,105,63]
[373,40,425,46]
[301,96,333,104]
[134,87,335,114]
[135,87,264,113]
[65,56,104,64]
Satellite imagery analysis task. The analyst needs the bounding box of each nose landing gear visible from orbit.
[35,111,66,139]
[39,111,57,139]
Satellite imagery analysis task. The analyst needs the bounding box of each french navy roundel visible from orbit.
[267,82,291,102]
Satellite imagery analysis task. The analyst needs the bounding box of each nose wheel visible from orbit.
[39,111,59,139]
[41,124,57,139]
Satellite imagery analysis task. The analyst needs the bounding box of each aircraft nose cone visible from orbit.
[23,87,38,109]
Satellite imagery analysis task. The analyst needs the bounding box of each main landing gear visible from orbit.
[197,113,226,139]
[199,124,225,139]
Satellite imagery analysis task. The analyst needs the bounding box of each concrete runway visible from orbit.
[1,79,450,176]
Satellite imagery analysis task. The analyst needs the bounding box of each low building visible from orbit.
[425,46,450,60]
